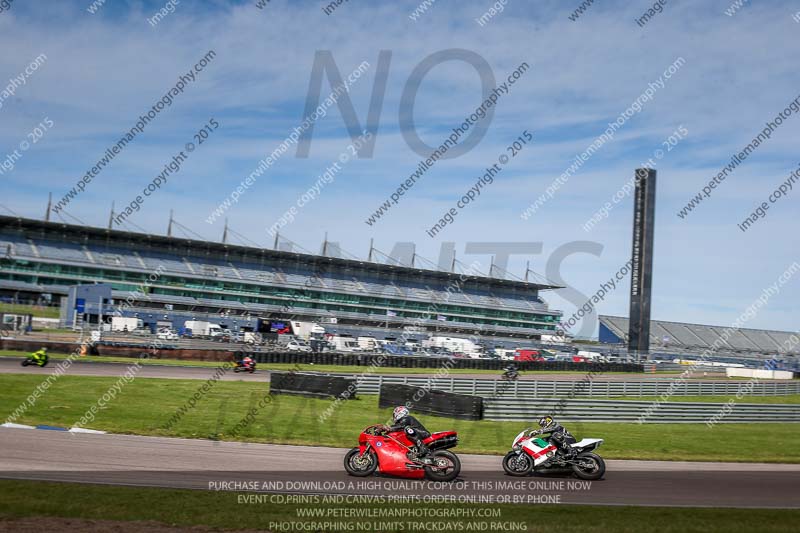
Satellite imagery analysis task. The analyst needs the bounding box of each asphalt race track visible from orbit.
[0,357,760,382]
[1,428,798,508]
[5,352,798,509]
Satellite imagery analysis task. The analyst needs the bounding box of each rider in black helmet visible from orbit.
[503,362,519,379]
[530,415,577,458]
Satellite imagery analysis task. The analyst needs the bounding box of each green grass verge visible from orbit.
[2,374,798,462]
[0,303,60,319]
[1,480,798,533]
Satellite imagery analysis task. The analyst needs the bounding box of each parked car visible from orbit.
[381,343,413,356]
[243,332,263,345]
[223,331,243,343]
[156,328,179,341]
[286,340,312,352]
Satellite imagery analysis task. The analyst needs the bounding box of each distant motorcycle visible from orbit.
[21,355,48,368]
[502,427,605,480]
[501,369,519,381]
[233,359,256,373]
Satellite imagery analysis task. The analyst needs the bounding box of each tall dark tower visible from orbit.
[628,168,656,359]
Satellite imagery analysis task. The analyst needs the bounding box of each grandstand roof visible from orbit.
[599,315,799,356]
[0,215,563,292]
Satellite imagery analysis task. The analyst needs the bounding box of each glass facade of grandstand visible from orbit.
[599,315,800,357]
[0,218,561,338]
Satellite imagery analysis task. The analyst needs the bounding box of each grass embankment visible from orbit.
[0,303,60,319]
[1,374,798,462]
[1,480,798,533]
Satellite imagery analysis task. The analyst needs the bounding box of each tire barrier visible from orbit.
[482,397,800,423]
[246,351,644,372]
[269,371,357,400]
[378,383,484,421]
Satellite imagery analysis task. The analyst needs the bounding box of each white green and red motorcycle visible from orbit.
[502,427,605,480]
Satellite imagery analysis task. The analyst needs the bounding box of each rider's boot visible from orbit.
[410,444,434,465]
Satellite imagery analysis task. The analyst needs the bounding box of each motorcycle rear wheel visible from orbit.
[21,359,29,367]
[343,448,378,477]
[502,451,533,476]
[571,452,605,480]
[424,450,461,482]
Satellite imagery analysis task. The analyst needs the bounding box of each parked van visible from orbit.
[111,317,143,332]
[357,336,378,351]
[514,349,544,362]
[329,336,362,353]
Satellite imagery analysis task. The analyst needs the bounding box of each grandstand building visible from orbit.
[599,315,799,362]
[0,216,563,342]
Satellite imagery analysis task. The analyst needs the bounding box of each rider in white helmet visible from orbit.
[388,406,433,463]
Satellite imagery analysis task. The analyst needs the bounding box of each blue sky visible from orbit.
[1,0,798,337]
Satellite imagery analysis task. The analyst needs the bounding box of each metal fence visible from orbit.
[646,362,727,374]
[339,375,800,397]
[482,397,800,423]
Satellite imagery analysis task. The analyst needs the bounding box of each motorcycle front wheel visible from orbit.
[424,450,461,482]
[40,359,48,367]
[502,451,533,476]
[343,448,378,477]
[571,452,605,480]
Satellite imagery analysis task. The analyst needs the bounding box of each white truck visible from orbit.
[425,336,483,358]
[577,350,606,362]
[494,348,517,361]
[184,320,223,338]
[289,321,326,341]
[111,316,143,332]
[357,336,379,351]
[328,335,362,353]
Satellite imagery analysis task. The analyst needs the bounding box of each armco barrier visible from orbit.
[269,371,356,399]
[336,375,800,397]
[379,384,483,420]
[482,397,800,423]
[246,352,643,372]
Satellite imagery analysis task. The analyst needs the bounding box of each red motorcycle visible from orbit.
[344,424,461,481]
[233,358,256,373]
